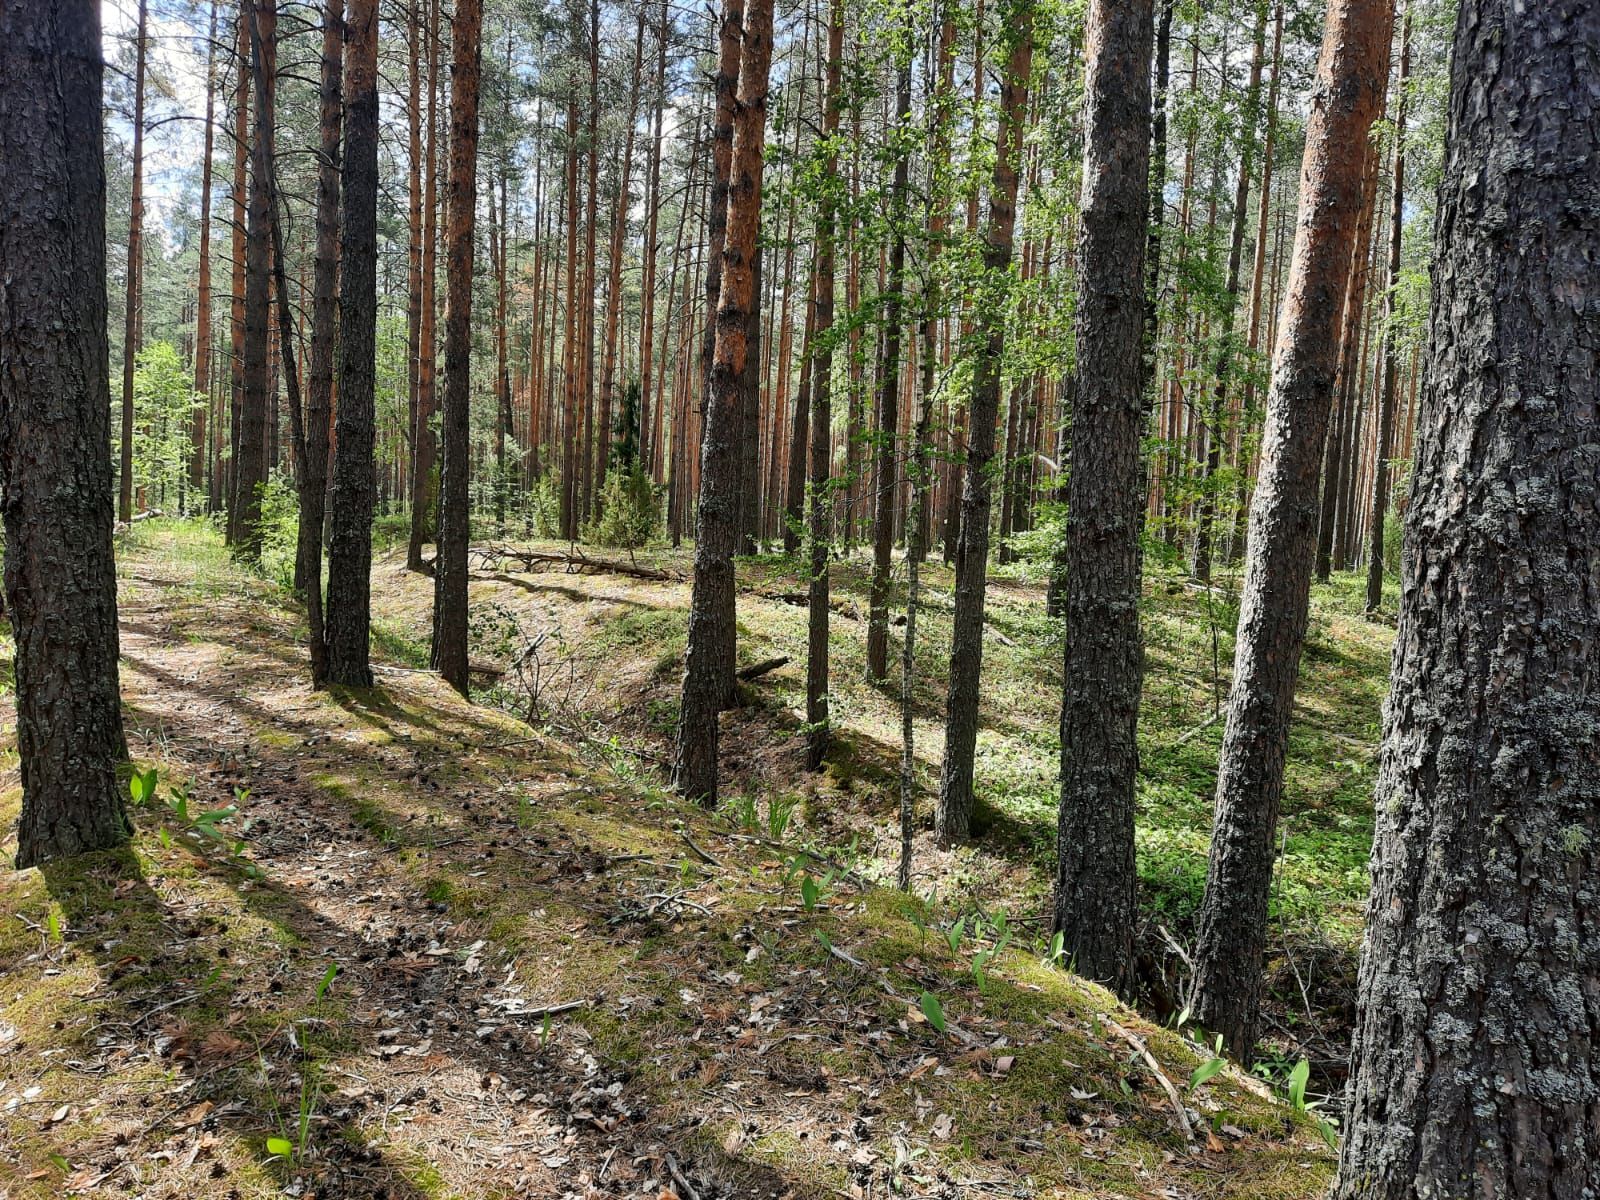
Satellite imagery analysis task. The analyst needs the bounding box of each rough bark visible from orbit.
[934,0,1032,845]
[323,0,380,688]
[674,0,775,804]
[1363,12,1407,615]
[1051,0,1154,993]
[1190,0,1394,1057]
[1334,0,1600,1192]
[2,0,132,867]
[431,0,483,698]
[231,0,275,560]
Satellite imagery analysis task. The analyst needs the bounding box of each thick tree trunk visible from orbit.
[1363,13,1408,615]
[804,0,845,772]
[1334,1,1600,1192]
[2,0,132,867]
[1051,0,1153,993]
[864,46,913,682]
[231,0,275,561]
[934,1,1032,845]
[1190,0,1394,1057]
[674,0,775,804]
[431,0,483,697]
[323,0,380,688]
[295,0,342,683]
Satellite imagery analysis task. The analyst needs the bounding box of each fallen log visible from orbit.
[735,655,789,682]
[468,543,683,583]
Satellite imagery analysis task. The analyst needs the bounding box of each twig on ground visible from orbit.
[1104,1016,1195,1146]
[677,828,722,867]
[664,1151,702,1200]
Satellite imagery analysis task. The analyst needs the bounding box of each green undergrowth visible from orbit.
[0,522,1340,1197]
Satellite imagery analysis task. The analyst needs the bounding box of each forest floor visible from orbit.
[0,520,1388,1200]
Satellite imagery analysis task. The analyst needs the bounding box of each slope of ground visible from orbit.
[2,523,1334,1199]
[367,528,1392,1080]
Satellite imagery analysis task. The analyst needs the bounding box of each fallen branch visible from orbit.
[503,998,589,1022]
[677,828,722,867]
[1104,1016,1195,1146]
[735,655,790,682]
[664,1152,702,1200]
[470,543,682,583]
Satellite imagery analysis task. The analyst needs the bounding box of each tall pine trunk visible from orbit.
[1051,0,1154,992]
[299,0,343,683]
[1335,0,1600,1191]
[191,2,218,512]
[2,0,132,867]
[119,0,147,525]
[231,0,276,561]
[431,0,483,697]
[864,41,913,682]
[934,0,1032,845]
[324,0,380,687]
[1363,11,1408,615]
[675,0,775,804]
[407,0,441,571]
[1190,0,1394,1056]
[804,0,845,771]
[225,14,250,528]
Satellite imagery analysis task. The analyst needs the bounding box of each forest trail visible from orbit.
[3,527,1333,1199]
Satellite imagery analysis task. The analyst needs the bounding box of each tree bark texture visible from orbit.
[324,0,380,687]
[1051,0,1154,994]
[432,0,483,697]
[2,0,132,867]
[231,0,275,560]
[1190,0,1394,1057]
[675,0,775,804]
[1334,0,1600,1193]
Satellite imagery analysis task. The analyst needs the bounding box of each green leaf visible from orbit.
[317,961,340,1001]
[815,930,834,955]
[48,1153,70,1172]
[1287,1058,1311,1111]
[266,1136,293,1158]
[129,767,159,805]
[799,875,821,911]
[918,991,947,1033]
[1317,1117,1339,1151]
[1188,1057,1226,1092]
[46,909,61,943]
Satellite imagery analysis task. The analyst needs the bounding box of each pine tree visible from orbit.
[2,0,132,867]
[1190,0,1396,1056]
[1051,0,1155,993]
[1335,0,1600,1189]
